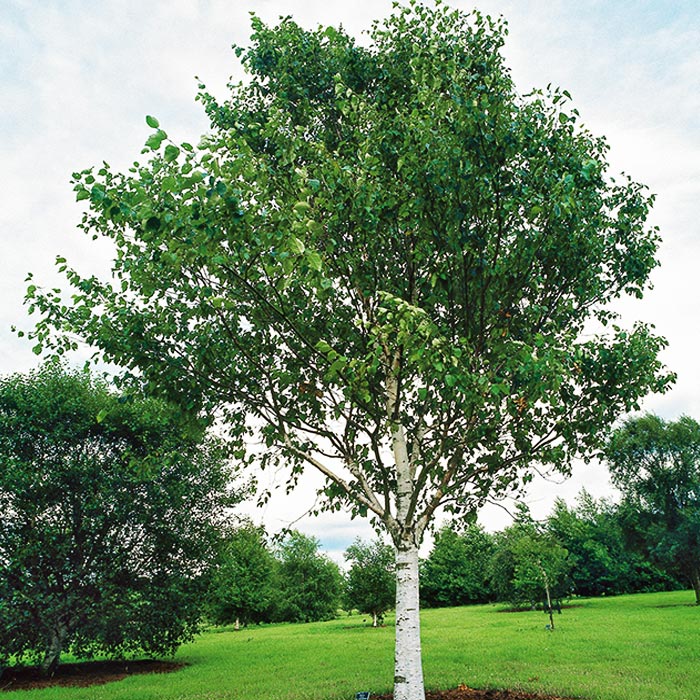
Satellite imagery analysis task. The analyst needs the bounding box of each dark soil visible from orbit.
[0,659,185,692]
[372,687,577,700]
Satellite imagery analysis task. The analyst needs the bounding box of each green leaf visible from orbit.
[146,115,160,129]
[307,251,322,271]
[288,236,305,254]
[164,144,180,163]
[293,201,311,215]
[145,130,167,151]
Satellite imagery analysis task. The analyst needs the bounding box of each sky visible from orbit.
[1,0,699,562]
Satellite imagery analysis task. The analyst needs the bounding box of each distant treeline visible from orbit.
[208,489,687,628]
[420,494,683,610]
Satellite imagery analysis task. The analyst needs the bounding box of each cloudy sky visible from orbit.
[2,0,699,559]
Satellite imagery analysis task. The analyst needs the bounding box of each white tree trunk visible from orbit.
[387,381,426,700]
[394,544,425,700]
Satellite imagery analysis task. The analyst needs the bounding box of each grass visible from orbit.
[4,589,699,700]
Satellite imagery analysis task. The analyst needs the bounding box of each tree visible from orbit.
[605,414,700,603]
[420,524,493,607]
[26,4,671,697]
[0,364,236,674]
[546,493,677,597]
[207,520,276,629]
[489,515,572,613]
[273,531,342,623]
[344,538,395,626]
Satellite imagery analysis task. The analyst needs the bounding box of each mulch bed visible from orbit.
[372,687,577,700]
[0,659,185,692]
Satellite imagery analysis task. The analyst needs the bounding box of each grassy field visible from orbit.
[4,589,698,700]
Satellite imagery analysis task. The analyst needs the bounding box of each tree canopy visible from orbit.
[344,538,396,626]
[25,3,671,697]
[0,364,237,674]
[420,523,493,607]
[207,520,277,628]
[488,508,572,609]
[273,531,342,623]
[606,414,700,603]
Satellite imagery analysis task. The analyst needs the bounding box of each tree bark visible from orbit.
[40,623,67,677]
[394,544,425,700]
[372,611,379,628]
[691,569,700,605]
[388,377,425,700]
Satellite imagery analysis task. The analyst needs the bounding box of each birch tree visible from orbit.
[26,3,671,698]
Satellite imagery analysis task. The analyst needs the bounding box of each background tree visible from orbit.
[489,511,572,610]
[420,524,493,607]
[272,531,342,623]
[0,364,236,675]
[26,3,671,697]
[605,414,700,603]
[207,520,276,629]
[344,538,395,626]
[546,493,678,597]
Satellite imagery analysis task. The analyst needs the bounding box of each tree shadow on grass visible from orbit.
[0,660,185,692]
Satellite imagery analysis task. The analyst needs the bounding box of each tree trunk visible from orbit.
[234,617,241,631]
[691,569,700,605]
[388,390,425,700]
[372,611,378,628]
[40,623,67,677]
[394,544,425,700]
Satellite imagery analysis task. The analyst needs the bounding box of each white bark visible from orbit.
[394,544,425,700]
[388,370,425,700]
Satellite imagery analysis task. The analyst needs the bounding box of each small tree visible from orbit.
[420,524,493,607]
[26,4,671,696]
[489,514,571,611]
[0,364,236,674]
[208,520,276,629]
[606,414,700,603]
[344,538,395,626]
[273,531,342,623]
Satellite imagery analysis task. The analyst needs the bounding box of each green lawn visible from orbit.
[4,590,698,700]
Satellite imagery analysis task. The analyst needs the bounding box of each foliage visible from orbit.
[26,2,670,542]
[488,510,571,608]
[344,538,395,625]
[0,364,236,673]
[272,531,342,623]
[24,2,672,695]
[420,523,493,607]
[605,414,700,603]
[207,520,276,627]
[547,493,678,596]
